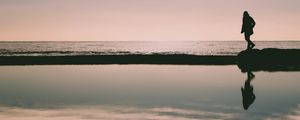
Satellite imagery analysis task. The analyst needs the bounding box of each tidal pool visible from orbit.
[0,65,299,120]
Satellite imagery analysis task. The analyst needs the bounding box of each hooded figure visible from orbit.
[241,11,256,49]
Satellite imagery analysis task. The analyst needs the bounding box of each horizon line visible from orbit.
[0,40,300,42]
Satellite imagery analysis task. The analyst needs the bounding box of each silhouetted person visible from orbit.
[241,11,256,50]
[241,71,256,110]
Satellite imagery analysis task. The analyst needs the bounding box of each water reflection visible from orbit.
[241,71,256,110]
[0,65,300,120]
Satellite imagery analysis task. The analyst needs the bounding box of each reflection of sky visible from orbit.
[0,65,299,119]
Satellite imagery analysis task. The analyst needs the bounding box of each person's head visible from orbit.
[243,11,249,17]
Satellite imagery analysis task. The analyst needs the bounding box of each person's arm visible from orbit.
[241,26,244,33]
[251,17,256,28]
[241,87,245,97]
[241,18,246,33]
[241,23,244,33]
[251,94,256,101]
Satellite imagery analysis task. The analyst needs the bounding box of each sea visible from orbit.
[1,41,300,56]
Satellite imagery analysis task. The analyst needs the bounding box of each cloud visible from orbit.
[264,104,300,120]
[0,105,236,120]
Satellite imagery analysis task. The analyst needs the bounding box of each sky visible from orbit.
[0,0,300,41]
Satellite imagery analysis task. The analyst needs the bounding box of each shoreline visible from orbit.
[1,48,300,72]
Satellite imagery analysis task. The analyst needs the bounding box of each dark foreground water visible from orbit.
[0,65,299,120]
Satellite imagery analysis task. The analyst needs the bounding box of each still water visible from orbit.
[0,65,299,120]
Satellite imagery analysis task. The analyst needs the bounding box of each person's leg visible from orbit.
[249,35,255,49]
[244,33,251,49]
[245,33,256,49]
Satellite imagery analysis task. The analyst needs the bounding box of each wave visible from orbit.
[0,50,192,56]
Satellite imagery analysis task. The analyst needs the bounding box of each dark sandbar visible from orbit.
[0,48,300,72]
[237,48,300,72]
[0,54,237,65]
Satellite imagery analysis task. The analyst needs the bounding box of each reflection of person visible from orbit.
[241,71,256,110]
[241,11,256,50]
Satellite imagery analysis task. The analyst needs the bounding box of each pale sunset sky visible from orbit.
[0,0,299,41]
